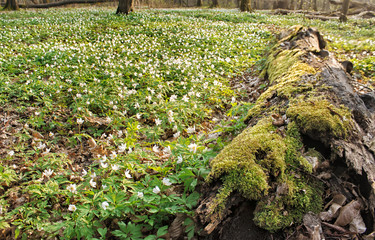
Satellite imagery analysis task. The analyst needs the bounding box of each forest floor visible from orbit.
[0,7,374,239]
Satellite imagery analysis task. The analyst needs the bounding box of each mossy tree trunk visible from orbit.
[116,0,134,14]
[240,0,252,11]
[196,26,375,238]
[3,0,19,10]
[197,0,202,7]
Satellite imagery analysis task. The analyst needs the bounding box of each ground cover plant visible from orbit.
[0,7,374,239]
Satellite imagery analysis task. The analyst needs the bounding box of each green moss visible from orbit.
[207,119,323,230]
[254,176,323,232]
[207,27,352,232]
[208,117,287,182]
[286,97,351,138]
[246,49,316,120]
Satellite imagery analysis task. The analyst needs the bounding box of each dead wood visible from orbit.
[273,8,375,19]
[21,0,110,8]
[196,26,375,239]
[329,0,375,11]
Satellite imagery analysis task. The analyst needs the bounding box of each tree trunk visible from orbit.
[298,0,303,9]
[196,26,375,239]
[116,0,134,14]
[289,0,295,9]
[340,0,350,21]
[197,0,202,7]
[240,0,251,11]
[3,0,19,10]
[312,0,318,10]
[211,0,218,7]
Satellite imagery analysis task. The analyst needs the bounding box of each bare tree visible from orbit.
[312,0,318,10]
[117,0,134,14]
[340,0,350,21]
[3,0,19,10]
[240,0,251,11]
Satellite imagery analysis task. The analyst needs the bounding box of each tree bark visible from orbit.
[298,0,303,9]
[197,0,202,7]
[312,0,318,10]
[196,26,375,238]
[22,0,109,8]
[3,0,19,10]
[211,0,218,7]
[340,0,350,21]
[240,0,251,11]
[116,0,134,14]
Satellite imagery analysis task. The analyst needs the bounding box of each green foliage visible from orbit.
[0,7,373,238]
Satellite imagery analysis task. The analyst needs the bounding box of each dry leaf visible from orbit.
[334,200,361,227]
[87,138,97,148]
[30,129,44,139]
[349,214,366,234]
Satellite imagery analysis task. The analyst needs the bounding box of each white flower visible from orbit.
[186,126,196,134]
[102,184,107,189]
[37,142,46,150]
[231,97,236,103]
[100,161,108,169]
[136,113,141,119]
[188,143,198,153]
[101,201,109,210]
[49,132,54,137]
[68,204,77,212]
[163,146,171,154]
[8,150,15,156]
[111,164,120,171]
[152,145,160,153]
[155,118,162,126]
[173,131,180,138]
[110,151,117,159]
[162,178,172,186]
[177,156,183,164]
[82,169,87,176]
[43,168,54,178]
[153,186,160,194]
[67,184,77,194]
[90,172,96,179]
[77,118,84,125]
[90,178,97,188]
[167,110,174,117]
[43,148,51,155]
[125,170,132,179]
[170,95,177,102]
[118,143,127,153]
[182,95,189,102]
[117,130,123,137]
[137,191,144,198]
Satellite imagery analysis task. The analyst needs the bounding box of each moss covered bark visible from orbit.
[205,26,352,232]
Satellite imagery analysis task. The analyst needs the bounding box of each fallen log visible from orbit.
[20,0,111,8]
[196,26,375,238]
[329,0,375,11]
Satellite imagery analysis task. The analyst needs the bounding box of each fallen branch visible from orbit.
[22,0,111,8]
[329,0,375,10]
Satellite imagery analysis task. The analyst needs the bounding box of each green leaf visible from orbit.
[144,235,157,240]
[97,228,107,238]
[156,225,168,237]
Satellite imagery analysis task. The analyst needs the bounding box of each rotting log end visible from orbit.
[197,26,375,237]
